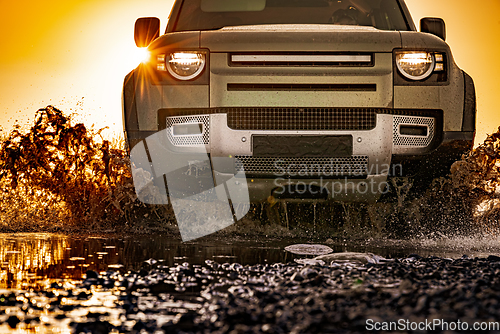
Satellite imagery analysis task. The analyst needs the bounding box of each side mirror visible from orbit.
[420,17,446,41]
[134,17,160,47]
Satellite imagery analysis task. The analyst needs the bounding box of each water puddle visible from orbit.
[3,233,500,290]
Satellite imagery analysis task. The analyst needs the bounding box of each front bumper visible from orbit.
[125,109,471,203]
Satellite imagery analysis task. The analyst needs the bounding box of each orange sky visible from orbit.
[0,0,499,145]
[0,0,174,137]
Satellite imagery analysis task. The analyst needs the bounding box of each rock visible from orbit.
[291,272,305,282]
[315,252,384,264]
[227,271,239,280]
[77,291,92,300]
[85,270,98,279]
[285,244,333,256]
[300,267,318,279]
[73,320,113,334]
[407,253,422,260]
[414,295,428,313]
[399,279,414,293]
[295,258,325,266]
[487,255,500,262]
[7,315,20,329]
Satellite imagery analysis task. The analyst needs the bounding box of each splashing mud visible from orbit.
[0,106,499,238]
[0,106,170,232]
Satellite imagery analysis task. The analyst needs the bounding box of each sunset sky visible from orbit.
[0,0,499,145]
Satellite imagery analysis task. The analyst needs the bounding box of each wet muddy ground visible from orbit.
[2,233,500,333]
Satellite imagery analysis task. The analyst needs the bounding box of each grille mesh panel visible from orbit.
[235,156,369,177]
[227,108,376,131]
[166,115,210,146]
[393,116,435,147]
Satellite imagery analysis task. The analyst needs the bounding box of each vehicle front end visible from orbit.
[123,0,475,204]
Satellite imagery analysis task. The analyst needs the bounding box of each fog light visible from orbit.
[399,125,428,136]
[172,123,203,135]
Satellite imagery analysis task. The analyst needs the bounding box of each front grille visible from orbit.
[393,116,435,147]
[227,84,376,92]
[229,53,374,67]
[235,156,369,177]
[227,108,377,131]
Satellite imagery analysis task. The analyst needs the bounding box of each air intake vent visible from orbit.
[166,115,210,146]
[227,108,376,131]
[235,156,369,177]
[393,116,434,147]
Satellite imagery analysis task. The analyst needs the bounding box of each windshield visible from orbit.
[173,0,409,32]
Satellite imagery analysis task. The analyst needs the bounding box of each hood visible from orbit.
[200,24,402,52]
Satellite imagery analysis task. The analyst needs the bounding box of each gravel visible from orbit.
[2,254,500,333]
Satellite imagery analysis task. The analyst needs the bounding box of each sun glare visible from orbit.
[132,47,151,66]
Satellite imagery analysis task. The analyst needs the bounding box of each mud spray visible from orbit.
[0,106,499,240]
[0,106,172,233]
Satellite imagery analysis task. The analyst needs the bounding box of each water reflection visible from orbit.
[0,233,309,290]
[0,234,68,289]
[2,233,500,291]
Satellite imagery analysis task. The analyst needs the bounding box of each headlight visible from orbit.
[396,52,435,81]
[162,52,206,81]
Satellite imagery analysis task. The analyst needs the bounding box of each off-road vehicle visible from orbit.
[123,0,475,203]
